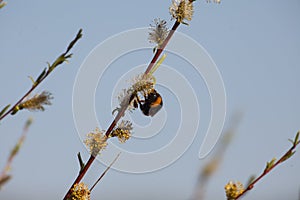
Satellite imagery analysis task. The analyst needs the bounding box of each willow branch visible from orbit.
[63,20,181,200]
[0,29,82,122]
[235,132,300,199]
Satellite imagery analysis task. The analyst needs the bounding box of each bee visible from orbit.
[130,89,163,117]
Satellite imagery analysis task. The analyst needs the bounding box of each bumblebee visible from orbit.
[130,89,163,117]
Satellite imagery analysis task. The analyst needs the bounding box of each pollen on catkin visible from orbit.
[70,182,90,200]
[84,128,108,157]
[19,91,53,111]
[148,18,169,48]
[116,73,155,112]
[110,120,133,143]
[224,181,245,200]
[169,0,194,25]
[131,73,155,96]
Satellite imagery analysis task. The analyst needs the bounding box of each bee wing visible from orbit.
[148,104,163,117]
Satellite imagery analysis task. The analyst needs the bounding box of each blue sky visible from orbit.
[0,1,300,199]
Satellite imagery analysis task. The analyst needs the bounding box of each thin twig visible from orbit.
[0,29,82,122]
[90,153,121,192]
[235,132,300,199]
[0,118,33,188]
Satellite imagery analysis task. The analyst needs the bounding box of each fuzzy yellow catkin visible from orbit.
[111,120,133,143]
[71,182,90,200]
[148,18,169,47]
[84,128,108,157]
[169,0,194,24]
[20,91,53,111]
[224,181,244,200]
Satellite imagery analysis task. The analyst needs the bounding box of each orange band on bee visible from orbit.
[151,96,162,106]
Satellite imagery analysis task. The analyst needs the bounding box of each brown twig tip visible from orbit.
[65,29,83,54]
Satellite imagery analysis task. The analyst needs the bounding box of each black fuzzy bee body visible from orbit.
[130,89,163,117]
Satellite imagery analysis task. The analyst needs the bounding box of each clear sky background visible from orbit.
[0,1,300,200]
